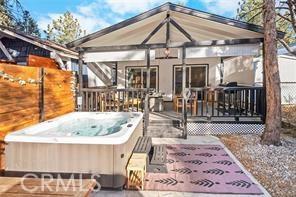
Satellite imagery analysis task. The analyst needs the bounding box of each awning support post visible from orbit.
[78,50,84,111]
[182,47,187,139]
[144,48,151,136]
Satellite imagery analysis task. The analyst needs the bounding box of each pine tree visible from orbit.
[0,0,14,27]
[237,0,296,55]
[44,11,84,45]
[16,10,41,37]
[0,0,41,37]
[261,0,282,145]
[238,0,287,145]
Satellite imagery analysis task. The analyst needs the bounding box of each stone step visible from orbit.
[146,127,184,138]
[147,125,183,138]
[149,119,181,126]
[149,112,181,121]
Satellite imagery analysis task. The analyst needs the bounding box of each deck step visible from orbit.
[147,125,183,138]
[133,137,152,154]
[149,112,181,121]
[149,119,181,127]
[147,145,168,173]
[148,125,183,130]
[150,145,166,165]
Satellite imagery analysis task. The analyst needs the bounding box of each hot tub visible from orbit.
[4,112,143,188]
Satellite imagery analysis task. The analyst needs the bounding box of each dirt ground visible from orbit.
[220,133,296,197]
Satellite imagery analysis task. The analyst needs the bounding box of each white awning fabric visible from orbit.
[68,3,267,61]
[83,50,156,62]
[186,44,261,58]
[78,10,263,48]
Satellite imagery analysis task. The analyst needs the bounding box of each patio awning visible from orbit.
[67,2,284,60]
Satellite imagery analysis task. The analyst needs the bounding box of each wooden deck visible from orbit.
[0,177,96,196]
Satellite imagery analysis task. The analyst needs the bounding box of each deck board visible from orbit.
[0,177,96,196]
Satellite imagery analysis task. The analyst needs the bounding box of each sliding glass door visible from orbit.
[174,65,207,95]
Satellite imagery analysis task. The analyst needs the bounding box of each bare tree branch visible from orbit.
[278,39,296,55]
[287,0,296,32]
[277,13,293,22]
[247,11,263,23]
[239,5,264,19]
[276,7,289,10]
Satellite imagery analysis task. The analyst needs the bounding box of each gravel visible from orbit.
[220,134,296,197]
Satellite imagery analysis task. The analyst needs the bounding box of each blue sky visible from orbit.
[19,0,240,36]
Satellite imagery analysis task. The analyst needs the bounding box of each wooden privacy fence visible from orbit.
[0,63,76,140]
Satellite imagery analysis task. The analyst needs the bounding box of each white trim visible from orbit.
[173,64,208,94]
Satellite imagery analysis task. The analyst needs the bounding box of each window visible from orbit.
[126,67,158,90]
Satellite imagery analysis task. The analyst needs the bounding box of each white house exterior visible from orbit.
[67,2,271,101]
[254,45,296,104]
[66,2,285,137]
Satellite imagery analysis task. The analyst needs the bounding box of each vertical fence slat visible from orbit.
[95,92,98,111]
[39,67,45,122]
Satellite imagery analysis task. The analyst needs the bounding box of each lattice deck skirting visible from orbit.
[188,122,265,135]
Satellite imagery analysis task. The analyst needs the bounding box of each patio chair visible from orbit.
[173,95,197,116]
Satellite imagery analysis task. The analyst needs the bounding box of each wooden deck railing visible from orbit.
[80,86,266,123]
[80,88,147,112]
[186,86,266,121]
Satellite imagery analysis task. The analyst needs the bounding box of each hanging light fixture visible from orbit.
[164,48,170,58]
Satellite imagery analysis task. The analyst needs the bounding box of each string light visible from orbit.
[0,70,77,97]
[70,72,77,96]
[0,70,41,86]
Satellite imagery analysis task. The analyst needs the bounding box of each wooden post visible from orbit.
[166,12,170,46]
[144,48,150,136]
[220,57,224,84]
[39,67,45,122]
[78,51,84,111]
[182,47,187,139]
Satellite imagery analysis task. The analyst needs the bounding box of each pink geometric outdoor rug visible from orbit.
[144,144,264,195]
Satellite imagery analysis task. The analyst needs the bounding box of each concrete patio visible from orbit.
[91,136,270,197]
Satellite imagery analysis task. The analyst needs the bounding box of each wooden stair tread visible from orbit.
[150,145,167,165]
[133,137,152,154]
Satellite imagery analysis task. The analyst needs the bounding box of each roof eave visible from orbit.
[67,2,285,48]
[67,3,171,48]
[0,26,78,58]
